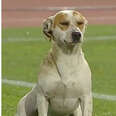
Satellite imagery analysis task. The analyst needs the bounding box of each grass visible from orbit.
[2,25,116,116]
[2,84,31,116]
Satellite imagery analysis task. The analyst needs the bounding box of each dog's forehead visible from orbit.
[54,10,82,21]
[53,10,85,31]
[59,10,73,16]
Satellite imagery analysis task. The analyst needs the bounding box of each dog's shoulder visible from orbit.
[37,51,57,79]
[43,52,54,67]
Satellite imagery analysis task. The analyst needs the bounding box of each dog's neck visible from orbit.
[50,42,84,80]
[51,42,83,60]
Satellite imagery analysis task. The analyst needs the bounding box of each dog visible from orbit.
[16,10,92,116]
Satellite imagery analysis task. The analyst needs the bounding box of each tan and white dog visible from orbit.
[16,10,92,116]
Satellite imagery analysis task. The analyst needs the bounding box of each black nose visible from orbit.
[72,32,81,43]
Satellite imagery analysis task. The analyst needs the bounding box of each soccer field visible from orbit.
[2,25,116,116]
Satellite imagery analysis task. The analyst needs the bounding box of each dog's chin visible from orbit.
[64,40,81,46]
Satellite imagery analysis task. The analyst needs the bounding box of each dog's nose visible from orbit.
[72,32,81,43]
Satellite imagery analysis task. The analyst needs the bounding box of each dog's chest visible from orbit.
[46,56,83,98]
[47,78,82,98]
[45,63,83,114]
[46,79,81,114]
[45,55,85,99]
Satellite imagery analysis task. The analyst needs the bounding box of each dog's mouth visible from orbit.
[64,40,81,45]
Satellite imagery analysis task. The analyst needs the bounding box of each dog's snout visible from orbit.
[72,32,81,43]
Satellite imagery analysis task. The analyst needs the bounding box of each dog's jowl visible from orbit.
[16,10,92,116]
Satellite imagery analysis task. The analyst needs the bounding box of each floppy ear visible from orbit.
[83,16,88,25]
[81,16,88,34]
[42,16,54,41]
[83,17,88,31]
[85,19,88,25]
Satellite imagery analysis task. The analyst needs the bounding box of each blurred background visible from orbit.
[2,0,116,27]
[2,0,116,116]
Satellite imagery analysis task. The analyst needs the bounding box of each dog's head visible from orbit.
[43,10,88,46]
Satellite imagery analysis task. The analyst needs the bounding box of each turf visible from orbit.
[2,84,31,116]
[2,25,116,116]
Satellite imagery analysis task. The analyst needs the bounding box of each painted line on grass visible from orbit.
[86,35,116,40]
[2,78,116,101]
[3,35,116,43]
[2,78,35,88]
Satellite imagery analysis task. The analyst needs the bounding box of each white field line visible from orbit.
[3,5,116,11]
[2,78,35,88]
[3,35,116,42]
[86,35,116,40]
[3,37,45,42]
[2,78,116,101]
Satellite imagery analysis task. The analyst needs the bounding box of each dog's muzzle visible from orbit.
[72,32,81,43]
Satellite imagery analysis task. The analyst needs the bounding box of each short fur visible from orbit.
[16,10,92,116]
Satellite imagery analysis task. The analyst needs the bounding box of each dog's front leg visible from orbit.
[73,105,82,116]
[37,93,48,116]
[80,94,92,116]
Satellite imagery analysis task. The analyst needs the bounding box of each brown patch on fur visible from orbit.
[53,13,69,31]
[77,22,84,31]
[73,11,85,31]
[43,52,54,67]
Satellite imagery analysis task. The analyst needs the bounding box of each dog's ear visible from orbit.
[85,17,88,27]
[42,16,54,41]
[83,17,88,31]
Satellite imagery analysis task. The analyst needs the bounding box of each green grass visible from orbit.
[2,25,116,116]
[2,84,31,116]
[93,99,116,116]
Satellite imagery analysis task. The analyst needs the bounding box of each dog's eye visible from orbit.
[60,22,69,26]
[77,21,84,25]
